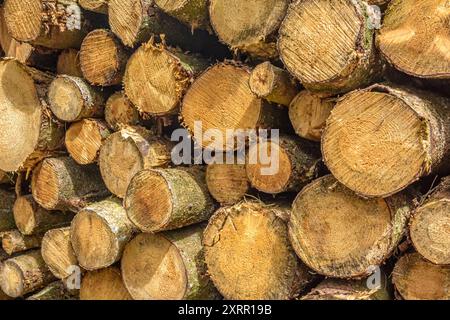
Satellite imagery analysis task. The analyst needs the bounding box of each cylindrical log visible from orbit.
[410,177,450,265]
[3,0,89,49]
[206,163,250,206]
[41,227,79,279]
[289,91,335,142]
[65,119,111,165]
[0,189,15,232]
[322,83,450,198]
[48,75,105,122]
[0,59,64,172]
[27,281,77,300]
[0,249,55,298]
[80,267,132,300]
[80,29,129,86]
[393,252,450,300]
[99,126,172,198]
[279,0,381,96]
[122,224,220,300]
[249,62,298,106]
[31,157,109,212]
[70,198,137,270]
[79,0,109,14]
[105,92,140,131]
[204,201,313,300]
[209,0,290,58]
[125,167,215,232]
[1,230,43,255]
[13,195,73,235]
[124,42,208,116]
[246,135,321,194]
[289,175,416,278]
[154,0,209,31]
[377,0,449,79]
[57,49,83,77]
[181,63,287,151]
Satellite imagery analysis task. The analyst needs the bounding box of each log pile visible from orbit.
[0,0,448,301]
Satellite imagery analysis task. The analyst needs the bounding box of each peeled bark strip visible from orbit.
[154,0,210,30]
[125,167,216,232]
[181,63,287,151]
[80,267,132,300]
[1,230,43,255]
[302,278,391,300]
[124,41,209,116]
[70,198,137,270]
[13,195,73,235]
[31,157,109,212]
[27,281,76,300]
[80,29,129,86]
[122,224,219,300]
[0,249,55,298]
[48,75,105,122]
[41,227,78,279]
[322,84,450,198]
[0,59,64,172]
[0,189,16,232]
[105,92,140,131]
[393,252,450,300]
[246,135,321,194]
[377,0,450,79]
[57,49,83,77]
[410,177,450,265]
[289,91,335,142]
[279,0,381,96]
[289,175,416,278]
[65,119,111,165]
[206,163,250,205]
[79,0,109,14]
[99,126,172,198]
[209,0,289,58]
[4,0,89,49]
[249,62,298,106]
[204,201,313,300]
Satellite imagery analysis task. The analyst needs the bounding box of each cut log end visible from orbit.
[79,0,109,14]
[57,49,83,78]
[206,163,249,205]
[80,267,132,300]
[31,160,60,211]
[105,92,140,131]
[4,0,42,43]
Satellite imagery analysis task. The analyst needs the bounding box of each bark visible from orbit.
[104,91,140,131]
[124,166,216,232]
[154,0,210,31]
[56,48,83,77]
[27,281,77,300]
[80,267,132,300]
[0,189,16,232]
[121,224,220,300]
[31,157,109,212]
[70,198,137,270]
[1,229,43,255]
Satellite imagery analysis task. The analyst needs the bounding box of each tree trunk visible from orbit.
[65,119,111,165]
[1,229,43,255]
[289,175,417,278]
[80,267,132,300]
[121,224,220,300]
[393,252,450,300]
[0,189,16,232]
[209,0,290,59]
[322,83,450,198]
[410,176,450,265]
[70,198,137,270]
[0,249,56,298]
[79,0,109,14]
[154,0,210,31]
[27,281,77,300]
[99,126,172,198]
[57,48,83,77]
[246,135,321,194]
[181,62,288,151]
[377,0,449,79]
[31,157,109,212]
[124,41,209,116]
[3,0,90,49]
[124,167,216,232]
[41,227,79,280]
[289,91,335,142]
[204,201,314,300]
[48,75,106,122]
[279,0,381,96]
[0,59,65,172]
[80,29,129,86]
[105,91,140,131]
